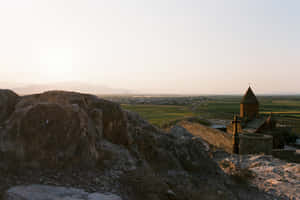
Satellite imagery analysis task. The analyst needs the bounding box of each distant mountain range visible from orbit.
[1,82,133,95]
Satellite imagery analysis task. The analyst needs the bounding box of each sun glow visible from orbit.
[36,47,77,82]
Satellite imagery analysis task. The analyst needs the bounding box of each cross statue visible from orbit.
[232,115,241,136]
[231,115,241,154]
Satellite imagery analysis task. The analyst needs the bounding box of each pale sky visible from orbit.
[0,0,300,94]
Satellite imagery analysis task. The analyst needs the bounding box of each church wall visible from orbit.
[240,104,259,119]
[239,133,273,155]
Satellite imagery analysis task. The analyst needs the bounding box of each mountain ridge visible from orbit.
[2,81,133,95]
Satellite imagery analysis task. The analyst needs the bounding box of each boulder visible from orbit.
[87,97,129,146]
[18,91,129,145]
[3,185,122,200]
[0,89,19,124]
[0,91,129,168]
[18,103,97,167]
[169,125,193,138]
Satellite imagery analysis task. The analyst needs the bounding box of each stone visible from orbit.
[0,102,98,167]
[3,185,122,200]
[16,91,129,145]
[0,89,19,123]
[0,91,129,168]
[90,108,103,138]
[169,125,193,138]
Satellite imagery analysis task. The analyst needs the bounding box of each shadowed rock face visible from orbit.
[123,111,236,200]
[17,103,97,166]
[0,90,275,200]
[21,91,129,145]
[122,111,275,200]
[0,90,19,124]
[0,91,129,167]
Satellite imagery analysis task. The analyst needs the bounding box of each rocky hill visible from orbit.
[0,90,275,200]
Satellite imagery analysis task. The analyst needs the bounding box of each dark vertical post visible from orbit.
[232,115,241,154]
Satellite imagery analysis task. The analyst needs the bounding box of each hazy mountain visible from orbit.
[6,82,133,95]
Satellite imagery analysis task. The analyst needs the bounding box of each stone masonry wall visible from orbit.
[239,133,273,155]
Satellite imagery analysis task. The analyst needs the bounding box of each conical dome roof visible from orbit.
[241,87,259,104]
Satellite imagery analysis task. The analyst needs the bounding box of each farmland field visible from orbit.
[120,95,300,134]
[121,104,195,127]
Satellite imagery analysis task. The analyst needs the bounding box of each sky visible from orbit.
[0,0,300,94]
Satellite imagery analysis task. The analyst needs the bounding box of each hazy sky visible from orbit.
[1,0,300,94]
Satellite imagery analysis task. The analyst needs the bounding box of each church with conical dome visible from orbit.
[227,87,276,138]
[183,86,292,155]
[227,87,275,134]
[225,87,276,154]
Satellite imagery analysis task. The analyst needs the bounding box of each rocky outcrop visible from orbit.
[2,102,99,168]
[0,90,277,200]
[123,111,275,200]
[4,185,122,200]
[124,111,239,200]
[169,125,193,138]
[217,154,300,200]
[0,91,129,168]
[17,91,129,145]
[0,90,19,124]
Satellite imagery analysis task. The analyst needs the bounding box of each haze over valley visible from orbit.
[0,1,299,200]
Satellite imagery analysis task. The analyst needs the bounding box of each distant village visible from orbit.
[103,95,207,105]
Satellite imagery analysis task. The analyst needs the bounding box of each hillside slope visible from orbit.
[0,90,275,200]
